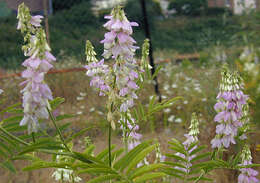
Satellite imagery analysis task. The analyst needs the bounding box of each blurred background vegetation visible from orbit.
[1,0,259,69]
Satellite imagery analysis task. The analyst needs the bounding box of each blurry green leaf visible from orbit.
[134,172,165,183]
[190,152,211,163]
[0,161,16,173]
[189,145,207,156]
[65,127,92,143]
[50,97,65,110]
[86,174,121,183]
[56,114,75,121]
[130,163,164,179]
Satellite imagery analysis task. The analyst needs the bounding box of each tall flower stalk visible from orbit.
[17,3,56,134]
[211,66,248,149]
[85,6,143,166]
[175,112,200,174]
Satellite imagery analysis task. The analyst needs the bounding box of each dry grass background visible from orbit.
[0,56,259,182]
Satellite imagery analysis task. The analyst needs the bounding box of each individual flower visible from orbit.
[17,3,55,133]
[30,15,43,27]
[175,117,182,123]
[238,145,259,183]
[168,115,175,122]
[211,66,248,149]
[0,89,3,95]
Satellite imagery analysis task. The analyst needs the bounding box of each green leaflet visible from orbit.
[129,163,164,179]
[126,144,157,174]
[50,97,65,110]
[133,172,165,183]
[86,174,121,183]
[114,141,151,171]
[0,160,16,173]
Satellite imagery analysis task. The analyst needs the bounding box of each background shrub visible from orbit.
[168,0,207,16]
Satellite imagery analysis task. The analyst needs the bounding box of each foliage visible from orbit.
[0,2,12,17]
[168,0,207,16]
[0,0,246,69]
[52,0,90,12]
[124,0,163,29]
[205,7,232,16]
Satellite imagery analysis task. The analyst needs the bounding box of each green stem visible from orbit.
[32,132,36,143]
[108,123,112,167]
[107,73,117,167]
[0,125,29,146]
[124,112,128,154]
[47,108,71,152]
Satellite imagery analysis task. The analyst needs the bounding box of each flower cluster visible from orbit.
[119,112,149,167]
[85,7,148,129]
[85,41,110,96]
[120,112,142,151]
[52,148,82,183]
[175,113,200,173]
[52,169,82,183]
[238,104,251,140]
[155,143,166,163]
[101,6,141,112]
[211,66,248,149]
[238,145,259,183]
[17,3,55,133]
[141,39,152,72]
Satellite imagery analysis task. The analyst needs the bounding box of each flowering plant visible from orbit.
[0,4,259,183]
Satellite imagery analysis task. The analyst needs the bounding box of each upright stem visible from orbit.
[108,123,112,167]
[32,132,36,143]
[124,135,128,154]
[107,74,117,167]
[47,108,71,152]
[124,112,128,153]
